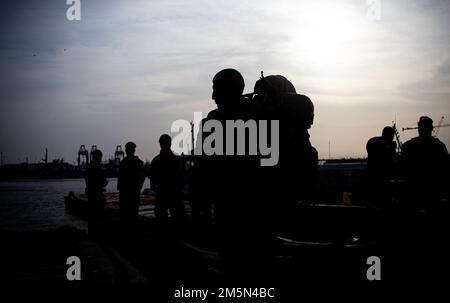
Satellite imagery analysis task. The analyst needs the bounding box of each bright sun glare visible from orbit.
[291,3,368,70]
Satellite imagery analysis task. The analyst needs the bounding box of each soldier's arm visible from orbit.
[117,163,122,191]
[139,160,146,188]
[149,157,158,191]
[101,169,108,188]
[84,167,91,189]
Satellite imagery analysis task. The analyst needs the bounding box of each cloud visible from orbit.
[1,0,450,162]
[396,56,450,106]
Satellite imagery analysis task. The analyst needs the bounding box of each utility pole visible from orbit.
[43,148,48,164]
[328,140,331,159]
[190,120,195,156]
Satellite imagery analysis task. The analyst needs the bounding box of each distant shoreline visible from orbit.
[0,161,120,180]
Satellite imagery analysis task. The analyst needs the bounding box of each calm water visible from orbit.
[0,178,122,232]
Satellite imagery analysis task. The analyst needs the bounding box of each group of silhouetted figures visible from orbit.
[84,68,449,277]
[366,116,449,211]
[85,142,145,233]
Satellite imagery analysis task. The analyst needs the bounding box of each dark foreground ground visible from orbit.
[1,204,449,300]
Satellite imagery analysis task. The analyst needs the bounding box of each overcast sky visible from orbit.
[0,0,449,164]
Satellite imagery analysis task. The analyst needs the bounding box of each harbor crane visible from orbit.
[114,145,125,164]
[89,145,98,162]
[77,145,89,166]
[42,148,48,164]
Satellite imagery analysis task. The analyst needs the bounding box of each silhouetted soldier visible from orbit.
[252,75,318,230]
[192,69,249,223]
[278,94,317,200]
[366,126,397,208]
[252,74,296,120]
[198,68,253,207]
[195,68,253,215]
[118,141,145,228]
[150,134,185,222]
[85,149,108,235]
[399,118,450,278]
[195,68,264,277]
[401,116,449,211]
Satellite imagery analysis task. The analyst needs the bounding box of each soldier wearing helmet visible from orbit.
[251,73,318,236]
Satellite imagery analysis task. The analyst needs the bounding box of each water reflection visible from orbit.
[0,178,118,232]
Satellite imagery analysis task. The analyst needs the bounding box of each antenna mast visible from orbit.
[392,122,402,154]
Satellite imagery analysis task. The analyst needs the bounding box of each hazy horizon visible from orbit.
[1,0,449,164]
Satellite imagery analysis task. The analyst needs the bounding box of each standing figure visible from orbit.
[191,69,251,224]
[85,149,108,235]
[401,116,449,211]
[150,134,185,222]
[196,68,274,279]
[118,141,146,228]
[252,74,318,229]
[366,126,397,208]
